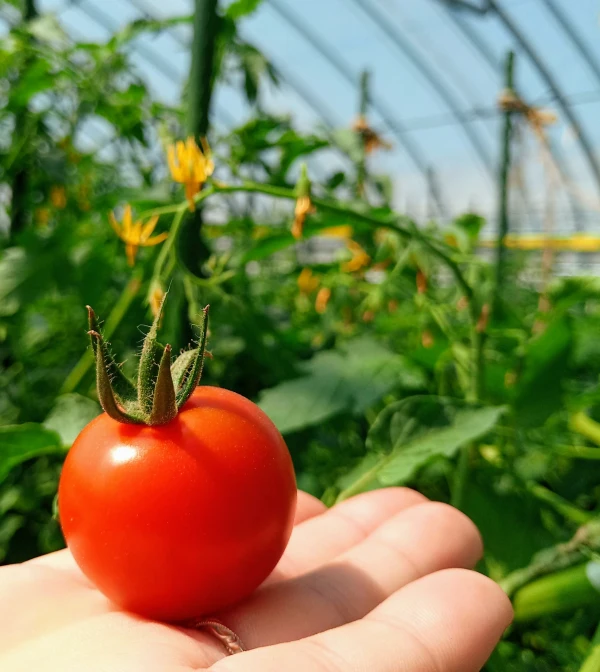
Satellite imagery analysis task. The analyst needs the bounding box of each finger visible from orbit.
[274,487,427,580]
[294,491,327,525]
[221,502,482,647]
[214,569,513,672]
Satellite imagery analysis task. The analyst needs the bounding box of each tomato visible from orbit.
[58,386,297,623]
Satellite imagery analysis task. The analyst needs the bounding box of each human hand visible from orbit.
[0,488,512,671]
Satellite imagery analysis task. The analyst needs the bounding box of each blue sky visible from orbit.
[17,0,600,228]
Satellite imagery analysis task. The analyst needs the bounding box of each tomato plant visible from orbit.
[58,303,296,622]
[5,0,600,668]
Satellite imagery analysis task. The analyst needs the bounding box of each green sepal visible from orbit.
[176,305,209,410]
[171,348,198,392]
[89,331,144,425]
[295,163,311,199]
[138,293,168,415]
[87,306,137,405]
[148,344,177,425]
[86,295,210,426]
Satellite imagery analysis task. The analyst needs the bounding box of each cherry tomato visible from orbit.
[58,386,296,623]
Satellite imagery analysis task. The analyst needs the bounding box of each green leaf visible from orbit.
[0,248,28,316]
[377,405,506,485]
[242,234,295,263]
[330,129,364,163]
[0,424,64,483]
[0,515,25,562]
[109,16,192,50]
[9,57,55,107]
[513,318,572,428]
[258,337,426,434]
[226,0,264,19]
[463,465,556,577]
[241,217,372,263]
[454,212,485,240]
[0,247,57,317]
[336,398,505,499]
[43,394,100,447]
[28,15,69,46]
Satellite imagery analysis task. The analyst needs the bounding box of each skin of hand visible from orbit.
[0,488,512,672]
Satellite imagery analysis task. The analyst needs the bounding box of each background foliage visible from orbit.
[3,2,600,670]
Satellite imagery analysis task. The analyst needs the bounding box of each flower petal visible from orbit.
[185,182,200,211]
[139,215,160,243]
[143,232,169,246]
[168,145,182,182]
[109,211,123,239]
[122,205,132,234]
[125,243,137,266]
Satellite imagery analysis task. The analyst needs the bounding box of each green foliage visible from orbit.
[337,399,505,498]
[2,6,600,670]
[513,318,572,428]
[225,0,264,19]
[43,394,100,446]
[0,424,63,482]
[258,337,426,434]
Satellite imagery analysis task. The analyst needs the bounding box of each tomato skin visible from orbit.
[58,386,296,623]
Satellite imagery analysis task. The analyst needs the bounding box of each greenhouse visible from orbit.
[3,1,600,670]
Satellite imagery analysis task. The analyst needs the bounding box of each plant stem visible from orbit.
[186,0,220,277]
[500,519,600,597]
[335,455,392,504]
[451,445,472,510]
[150,207,188,285]
[556,444,600,460]
[450,57,514,509]
[527,483,593,526]
[492,50,515,316]
[61,272,143,395]
[570,411,600,447]
[188,0,219,138]
[356,70,369,196]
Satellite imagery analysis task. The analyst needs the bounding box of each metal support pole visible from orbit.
[493,51,514,315]
[266,0,448,217]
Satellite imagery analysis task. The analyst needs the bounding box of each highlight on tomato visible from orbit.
[58,297,297,623]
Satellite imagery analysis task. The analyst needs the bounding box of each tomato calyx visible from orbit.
[87,295,209,426]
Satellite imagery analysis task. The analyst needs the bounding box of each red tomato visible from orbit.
[58,386,296,623]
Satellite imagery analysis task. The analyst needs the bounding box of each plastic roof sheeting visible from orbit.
[7,0,600,231]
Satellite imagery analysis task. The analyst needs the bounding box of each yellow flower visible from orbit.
[320,225,353,239]
[35,207,50,227]
[476,303,490,334]
[421,330,434,349]
[292,164,315,239]
[252,225,271,240]
[352,115,392,154]
[50,185,67,209]
[315,287,331,314]
[292,195,315,239]
[109,205,167,266]
[297,268,319,295]
[167,137,214,211]
[342,240,371,273]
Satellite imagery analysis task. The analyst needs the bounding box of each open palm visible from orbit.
[0,488,512,672]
